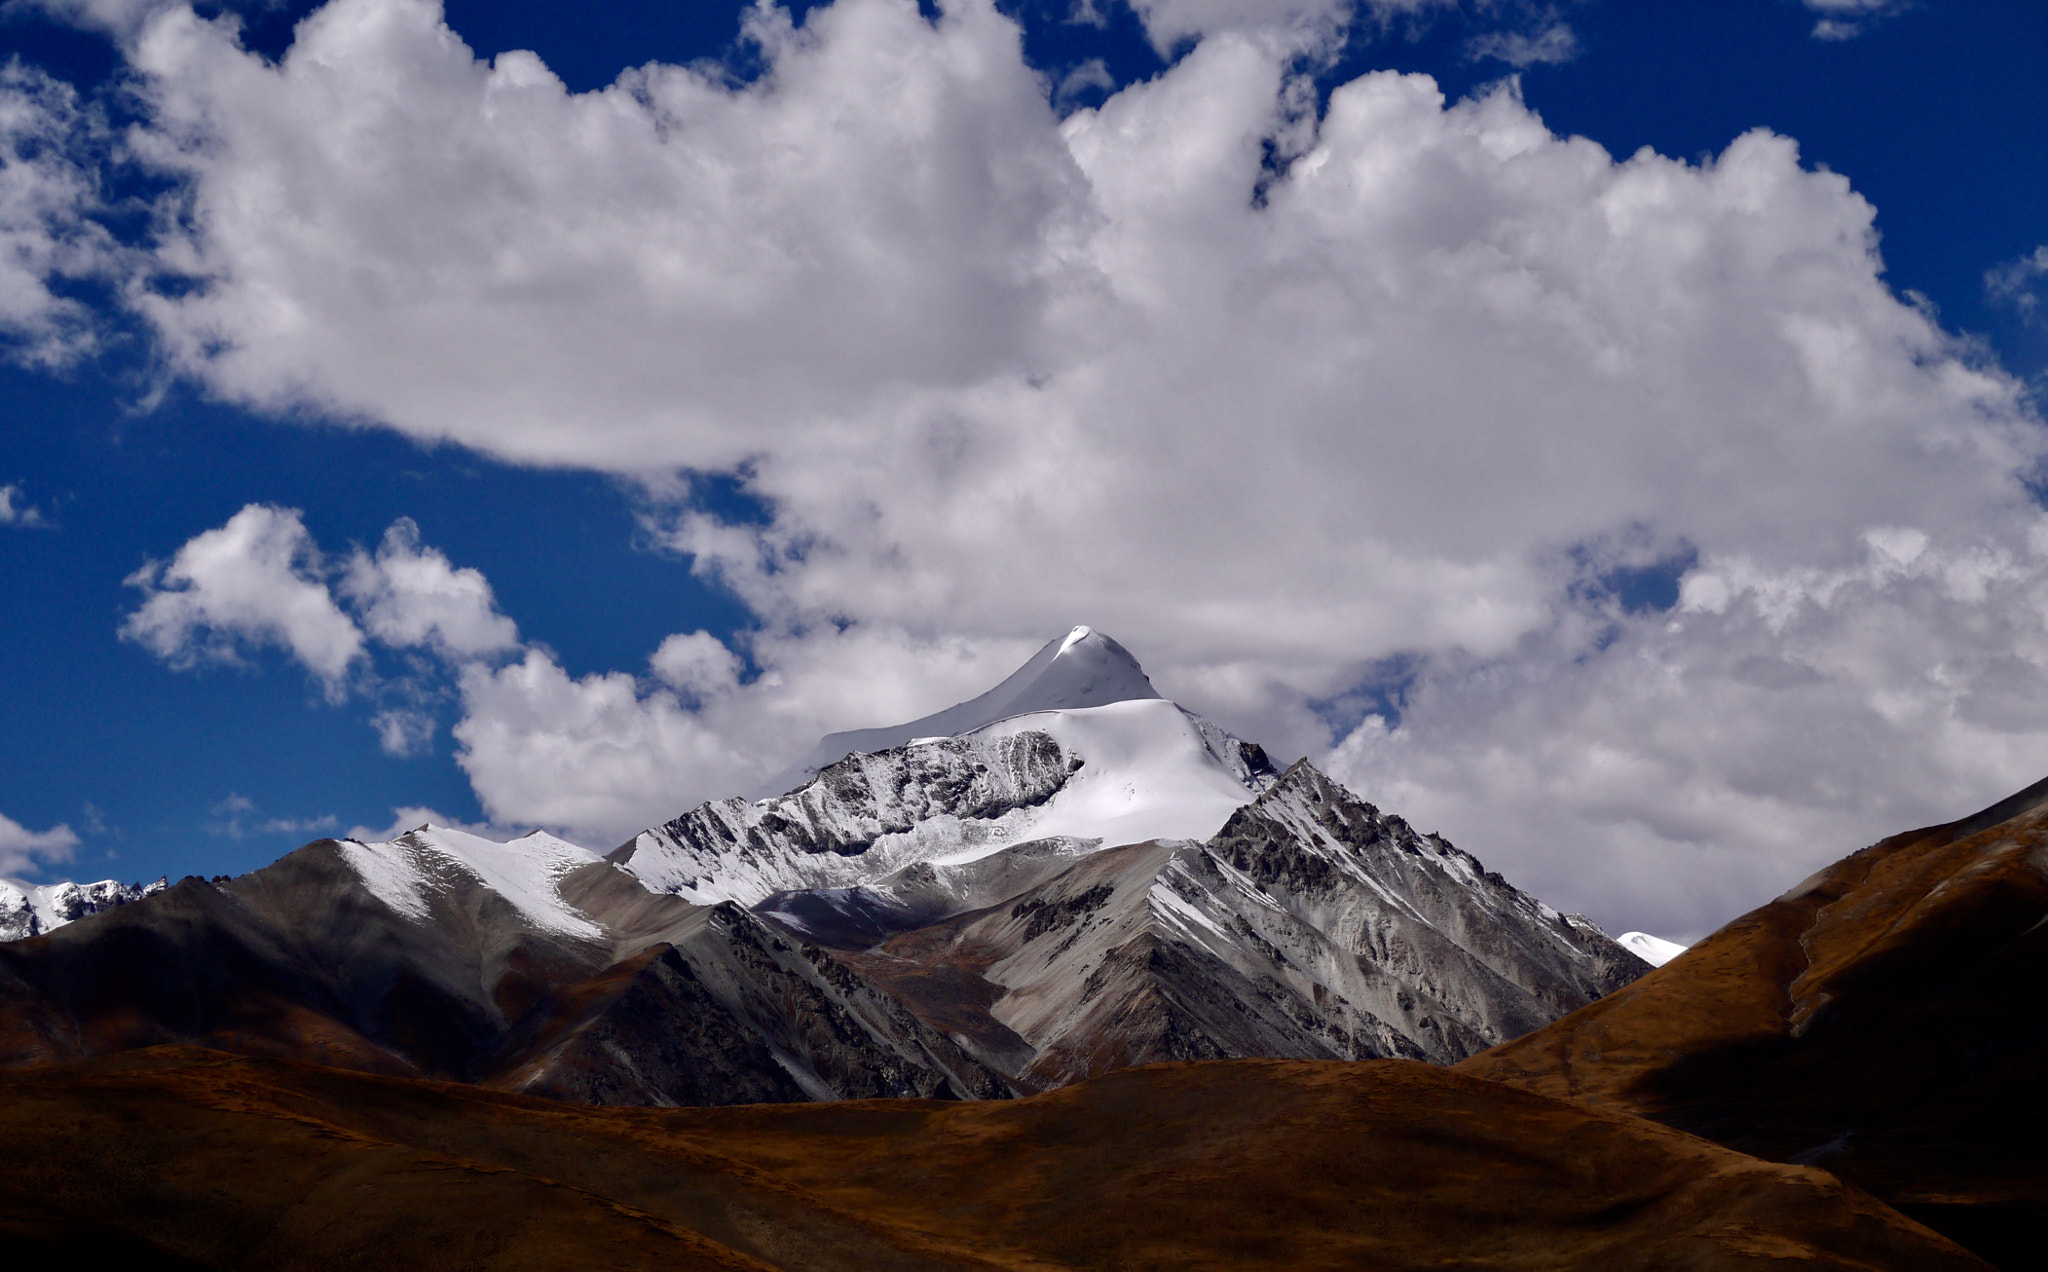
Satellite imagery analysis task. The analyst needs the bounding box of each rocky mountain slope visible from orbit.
[0,825,1009,1105]
[843,762,1645,1086]
[614,687,1283,908]
[1459,773,2048,1271]
[0,875,166,941]
[0,627,1647,1108]
[0,1047,1988,1271]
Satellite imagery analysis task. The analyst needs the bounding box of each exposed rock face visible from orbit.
[844,763,1646,1086]
[1458,772,2048,1272]
[0,876,167,941]
[612,698,1281,905]
[0,630,1649,1117]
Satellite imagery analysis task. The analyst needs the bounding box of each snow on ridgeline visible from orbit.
[338,824,606,939]
[751,626,1164,798]
[0,876,168,942]
[1617,931,1688,967]
[616,696,1279,907]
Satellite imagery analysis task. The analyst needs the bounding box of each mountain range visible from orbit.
[0,875,165,942]
[0,628,1644,1103]
[2,625,2030,1268]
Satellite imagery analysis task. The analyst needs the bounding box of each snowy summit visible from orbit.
[752,626,1163,798]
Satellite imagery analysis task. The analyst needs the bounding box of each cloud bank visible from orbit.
[38,0,2048,935]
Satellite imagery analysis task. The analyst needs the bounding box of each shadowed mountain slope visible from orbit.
[0,1047,1988,1271]
[0,833,1009,1106]
[0,632,1651,1110]
[1459,775,2048,1270]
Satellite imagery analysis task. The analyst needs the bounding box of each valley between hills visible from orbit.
[1,628,2038,1268]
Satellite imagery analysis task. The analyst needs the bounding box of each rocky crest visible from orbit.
[0,876,167,942]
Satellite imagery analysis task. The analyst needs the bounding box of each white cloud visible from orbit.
[122,504,367,696]
[1053,57,1116,107]
[33,0,2048,934]
[1467,19,1577,68]
[124,504,519,721]
[1803,0,1910,41]
[1330,521,2048,939]
[339,517,520,659]
[1987,245,2048,323]
[450,625,1038,844]
[207,793,340,840]
[0,61,120,367]
[648,630,744,702]
[371,707,436,756]
[0,811,80,876]
[0,483,48,527]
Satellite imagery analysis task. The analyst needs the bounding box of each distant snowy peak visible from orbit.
[0,875,168,942]
[337,824,607,940]
[617,697,1280,907]
[1617,931,1688,966]
[753,626,1163,798]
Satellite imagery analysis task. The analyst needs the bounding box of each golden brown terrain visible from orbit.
[0,1046,1984,1270]
[1460,775,2048,1270]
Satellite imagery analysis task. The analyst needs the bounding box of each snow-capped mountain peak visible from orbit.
[0,875,168,941]
[752,626,1162,798]
[613,629,1283,907]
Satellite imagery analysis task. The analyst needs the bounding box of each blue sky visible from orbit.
[1,0,2044,938]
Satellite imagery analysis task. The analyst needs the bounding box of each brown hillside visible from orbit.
[0,1047,1984,1270]
[1459,775,2048,1268]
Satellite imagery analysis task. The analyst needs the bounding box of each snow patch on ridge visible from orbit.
[341,825,605,938]
[936,700,1266,864]
[622,698,1277,907]
[1618,931,1687,966]
[752,626,1162,797]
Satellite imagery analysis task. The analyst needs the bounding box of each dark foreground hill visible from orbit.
[1460,775,2048,1270]
[0,1047,1981,1271]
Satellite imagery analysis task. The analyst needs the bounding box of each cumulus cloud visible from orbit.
[40,0,2048,932]
[0,483,48,527]
[124,503,522,739]
[122,504,367,695]
[0,61,121,367]
[1330,521,2048,939]
[339,517,520,659]
[0,811,80,876]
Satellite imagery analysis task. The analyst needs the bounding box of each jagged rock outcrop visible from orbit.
[842,762,1646,1085]
[0,876,167,942]
[613,697,1280,905]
